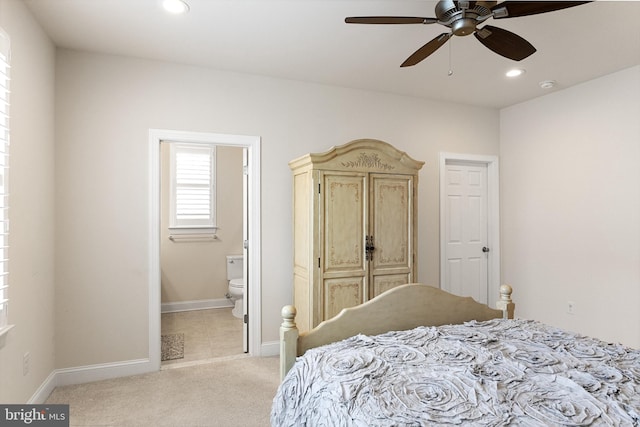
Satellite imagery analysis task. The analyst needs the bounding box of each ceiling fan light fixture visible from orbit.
[162,0,190,15]
[505,68,525,78]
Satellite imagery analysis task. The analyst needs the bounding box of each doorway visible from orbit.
[149,129,261,370]
[439,153,500,307]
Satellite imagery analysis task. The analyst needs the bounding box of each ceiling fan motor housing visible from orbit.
[436,0,496,36]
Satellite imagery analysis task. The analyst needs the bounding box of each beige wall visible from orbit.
[160,143,243,304]
[53,49,499,369]
[500,66,640,348]
[5,0,638,404]
[0,0,56,402]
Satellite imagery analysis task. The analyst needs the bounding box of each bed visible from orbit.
[272,283,640,426]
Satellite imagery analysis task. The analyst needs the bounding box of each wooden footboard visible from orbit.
[280,283,514,381]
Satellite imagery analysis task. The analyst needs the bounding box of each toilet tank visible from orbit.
[226,255,244,280]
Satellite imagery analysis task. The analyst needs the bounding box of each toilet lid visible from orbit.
[230,278,244,289]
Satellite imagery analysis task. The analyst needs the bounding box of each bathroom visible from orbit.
[159,141,245,366]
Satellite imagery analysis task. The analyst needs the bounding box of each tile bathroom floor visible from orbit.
[161,307,244,368]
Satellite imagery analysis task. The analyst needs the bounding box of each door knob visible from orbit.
[482,247,490,253]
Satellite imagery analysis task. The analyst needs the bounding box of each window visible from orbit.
[169,143,216,231]
[0,27,11,339]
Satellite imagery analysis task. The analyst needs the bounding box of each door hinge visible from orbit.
[243,313,248,324]
[243,165,249,175]
[318,257,321,268]
[243,240,249,249]
[318,183,321,194]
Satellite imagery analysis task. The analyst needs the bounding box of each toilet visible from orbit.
[225,255,245,319]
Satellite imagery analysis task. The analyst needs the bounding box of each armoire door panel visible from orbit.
[370,174,414,282]
[322,173,367,273]
[324,278,364,320]
[371,273,411,299]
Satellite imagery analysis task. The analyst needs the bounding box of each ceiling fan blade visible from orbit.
[491,1,591,19]
[474,25,536,61]
[345,16,437,25]
[400,33,451,67]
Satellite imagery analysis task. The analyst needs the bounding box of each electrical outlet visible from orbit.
[567,301,576,315]
[23,352,30,376]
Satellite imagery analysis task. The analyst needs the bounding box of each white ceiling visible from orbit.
[24,0,640,109]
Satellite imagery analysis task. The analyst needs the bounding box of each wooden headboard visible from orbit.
[279,283,514,380]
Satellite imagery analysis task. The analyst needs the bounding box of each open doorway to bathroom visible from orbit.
[149,129,261,371]
[159,141,245,367]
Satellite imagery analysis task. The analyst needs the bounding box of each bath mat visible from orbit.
[161,333,185,361]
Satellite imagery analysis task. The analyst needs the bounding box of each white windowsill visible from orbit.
[0,324,15,349]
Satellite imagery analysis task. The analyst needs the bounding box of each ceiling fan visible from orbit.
[345,1,590,67]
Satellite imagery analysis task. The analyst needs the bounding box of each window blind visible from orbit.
[170,144,216,229]
[0,28,10,332]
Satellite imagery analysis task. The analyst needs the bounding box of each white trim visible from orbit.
[439,152,501,308]
[28,370,57,404]
[28,359,154,403]
[161,298,233,313]
[54,359,153,387]
[260,340,279,357]
[149,129,262,372]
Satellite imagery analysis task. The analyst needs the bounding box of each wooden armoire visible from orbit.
[290,139,424,333]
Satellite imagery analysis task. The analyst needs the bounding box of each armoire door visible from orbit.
[319,171,368,320]
[369,173,415,298]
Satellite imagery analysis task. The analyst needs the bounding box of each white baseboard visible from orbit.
[161,298,233,313]
[28,370,58,404]
[260,340,279,357]
[29,358,155,403]
[54,359,154,387]
[29,330,271,403]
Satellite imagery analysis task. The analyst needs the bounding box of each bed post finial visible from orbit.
[281,305,297,328]
[280,305,299,381]
[497,284,515,319]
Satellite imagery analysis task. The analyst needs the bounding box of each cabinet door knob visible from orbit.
[365,236,376,260]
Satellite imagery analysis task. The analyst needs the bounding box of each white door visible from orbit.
[443,162,489,303]
[242,148,249,353]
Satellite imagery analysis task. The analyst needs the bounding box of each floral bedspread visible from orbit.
[271,319,640,426]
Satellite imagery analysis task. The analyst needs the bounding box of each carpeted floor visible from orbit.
[161,308,243,367]
[45,355,280,426]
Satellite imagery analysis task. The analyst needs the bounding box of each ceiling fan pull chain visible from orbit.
[448,37,454,76]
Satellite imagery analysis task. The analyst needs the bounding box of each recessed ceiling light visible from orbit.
[505,68,526,78]
[162,0,189,14]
